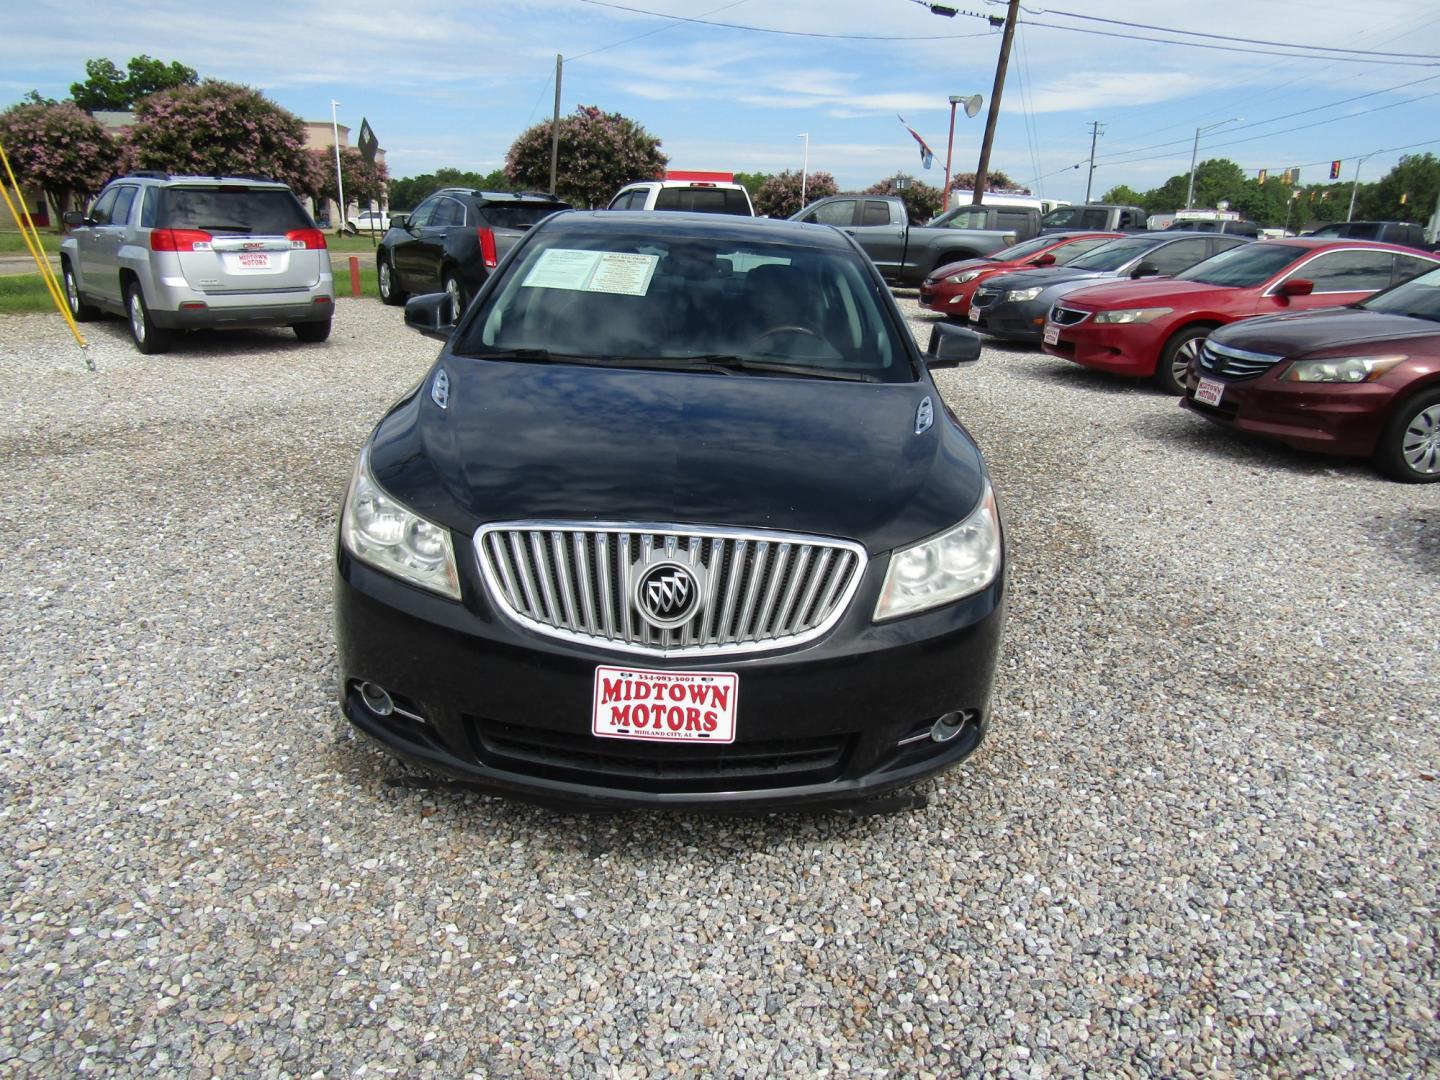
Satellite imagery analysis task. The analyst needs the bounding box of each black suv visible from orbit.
[377,189,570,318]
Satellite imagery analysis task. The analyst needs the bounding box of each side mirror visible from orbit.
[1131,261,1159,278]
[404,293,456,341]
[1278,279,1313,297]
[925,322,982,367]
[62,211,87,227]
[390,213,410,230]
[1030,252,1056,266]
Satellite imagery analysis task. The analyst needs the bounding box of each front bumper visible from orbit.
[969,298,1048,341]
[1180,368,1396,456]
[334,546,1007,811]
[1042,318,1165,376]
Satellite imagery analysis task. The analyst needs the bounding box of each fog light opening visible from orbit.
[931,710,972,743]
[359,682,395,717]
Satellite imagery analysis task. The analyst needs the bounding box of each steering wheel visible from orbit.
[749,325,822,347]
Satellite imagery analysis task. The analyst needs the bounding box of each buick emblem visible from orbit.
[634,562,702,629]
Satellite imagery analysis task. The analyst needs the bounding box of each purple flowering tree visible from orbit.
[505,105,666,208]
[309,147,390,213]
[0,103,120,228]
[124,81,314,192]
[756,170,838,219]
[866,176,943,223]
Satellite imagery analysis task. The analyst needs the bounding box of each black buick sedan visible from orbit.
[335,211,1007,809]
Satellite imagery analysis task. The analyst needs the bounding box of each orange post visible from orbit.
[348,256,361,297]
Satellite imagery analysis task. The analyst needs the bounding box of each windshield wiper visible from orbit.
[671,355,881,382]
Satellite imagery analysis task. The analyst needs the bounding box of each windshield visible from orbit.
[989,236,1055,261]
[1175,243,1302,286]
[476,203,569,229]
[455,223,912,381]
[1064,237,1160,272]
[1361,265,1440,322]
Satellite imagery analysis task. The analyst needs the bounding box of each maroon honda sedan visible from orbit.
[1181,264,1440,481]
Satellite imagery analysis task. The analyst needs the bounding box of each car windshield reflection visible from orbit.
[455,226,913,383]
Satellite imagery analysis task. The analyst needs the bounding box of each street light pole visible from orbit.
[330,100,345,232]
[1186,117,1242,209]
[799,133,809,207]
[1347,153,1376,222]
[549,55,563,197]
[941,94,982,212]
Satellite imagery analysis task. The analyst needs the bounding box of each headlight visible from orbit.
[1005,286,1044,302]
[340,448,461,599]
[1282,354,1407,383]
[875,485,1001,621]
[945,269,983,284]
[1092,307,1174,324]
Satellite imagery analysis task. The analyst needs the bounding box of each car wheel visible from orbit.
[1374,388,1440,483]
[378,257,406,306]
[442,271,467,323]
[62,260,99,321]
[1156,326,1211,395]
[293,319,332,343]
[125,283,171,355]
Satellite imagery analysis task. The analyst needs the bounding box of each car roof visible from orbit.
[1247,237,1432,254]
[436,188,566,202]
[540,210,853,249]
[120,173,290,188]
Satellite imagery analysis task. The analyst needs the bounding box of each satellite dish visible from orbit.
[963,94,984,118]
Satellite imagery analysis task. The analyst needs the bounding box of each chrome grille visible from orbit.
[1197,340,1282,380]
[1049,304,1089,326]
[972,287,999,307]
[474,522,867,657]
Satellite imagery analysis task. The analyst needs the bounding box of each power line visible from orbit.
[577,0,998,40]
[1017,18,1440,67]
[1095,91,1440,168]
[1092,73,1440,163]
[569,0,755,60]
[1014,5,1440,60]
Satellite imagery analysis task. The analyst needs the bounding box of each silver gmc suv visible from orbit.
[60,172,335,354]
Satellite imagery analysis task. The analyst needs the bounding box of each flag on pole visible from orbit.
[897,115,936,170]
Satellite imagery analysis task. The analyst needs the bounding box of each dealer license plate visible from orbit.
[592,666,738,744]
[231,252,272,270]
[968,304,981,322]
[1043,324,1060,346]
[1195,377,1225,406]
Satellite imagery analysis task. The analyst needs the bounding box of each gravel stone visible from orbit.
[0,298,1436,1077]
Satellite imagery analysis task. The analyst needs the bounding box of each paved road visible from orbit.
[0,253,60,277]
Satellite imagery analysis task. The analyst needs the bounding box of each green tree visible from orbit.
[1358,153,1440,223]
[756,169,837,218]
[866,176,943,222]
[123,81,314,193]
[1099,184,1146,206]
[733,171,773,196]
[0,102,120,227]
[70,55,198,112]
[505,105,667,208]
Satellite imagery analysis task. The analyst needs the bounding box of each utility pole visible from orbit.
[799,133,810,207]
[1084,121,1104,203]
[549,55,563,197]
[1347,153,1376,222]
[972,0,1020,204]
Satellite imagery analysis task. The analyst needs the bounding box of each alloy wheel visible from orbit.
[129,293,146,343]
[1402,403,1440,475]
[1173,335,1204,384]
[379,260,392,299]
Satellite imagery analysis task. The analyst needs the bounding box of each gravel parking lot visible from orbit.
[2,298,1437,1077]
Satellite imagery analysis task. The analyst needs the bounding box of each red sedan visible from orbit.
[1039,239,1440,393]
[919,232,1121,317]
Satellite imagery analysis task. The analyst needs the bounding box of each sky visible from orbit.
[4,0,1440,204]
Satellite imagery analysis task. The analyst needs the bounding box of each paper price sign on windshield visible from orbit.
[522,249,658,297]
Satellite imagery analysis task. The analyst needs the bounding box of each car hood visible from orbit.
[367,359,988,555]
[929,256,995,280]
[1056,278,1231,309]
[981,266,1104,292]
[1209,306,1440,356]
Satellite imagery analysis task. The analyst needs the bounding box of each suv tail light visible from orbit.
[150,228,213,252]
[286,228,327,250]
[478,227,498,269]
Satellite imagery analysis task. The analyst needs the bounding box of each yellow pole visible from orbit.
[0,141,90,361]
